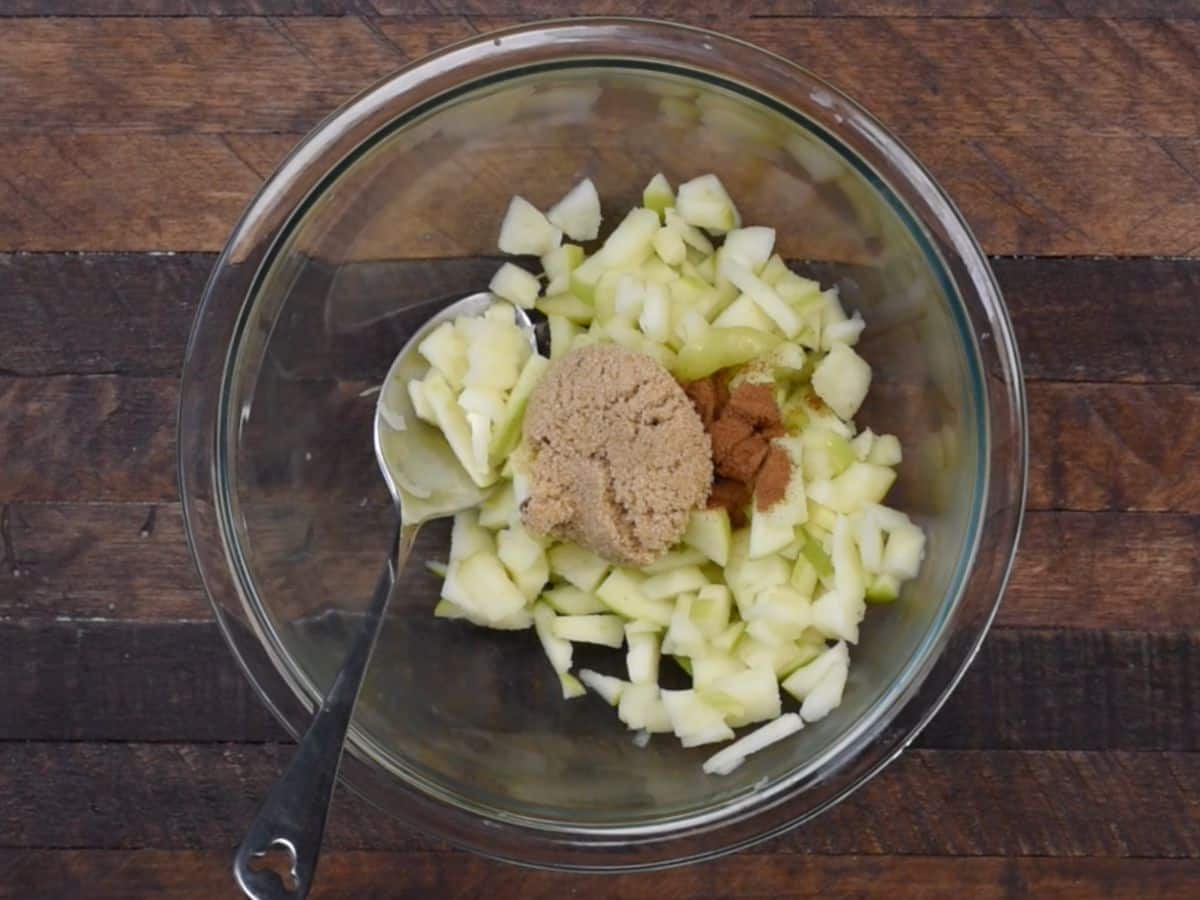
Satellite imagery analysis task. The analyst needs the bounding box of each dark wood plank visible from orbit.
[1028,383,1200,513]
[2,2,1196,17]
[0,621,285,743]
[6,254,1200,383]
[0,21,1198,254]
[2,622,1196,751]
[5,18,1198,137]
[3,851,1199,900]
[5,376,1197,512]
[0,253,209,378]
[0,376,179,504]
[3,131,1196,256]
[3,505,1196,631]
[1,744,1197,856]
[996,257,1200,385]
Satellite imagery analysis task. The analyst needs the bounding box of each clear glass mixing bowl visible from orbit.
[179,18,1026,871]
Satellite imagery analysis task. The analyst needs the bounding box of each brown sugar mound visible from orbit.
[521,344,713,566]
[683,376,791,526]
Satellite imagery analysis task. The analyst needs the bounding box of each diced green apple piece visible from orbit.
[548,314,580,359]
[407,376,436,423]
[642,172,674,219]
[417,321,468,387]
[809,462,896,515]
[652,225,687,266]
[712,293,778,334]
[455,552,530,623]
[422,373,495,487]
[712,621,745,653]
[706,667,781,728]
[812,343,872,420]
[625,626,662,684]
[854,511,885,572]
[641,565,709,601]
[489,262,540,309]
[683,508,732,567]
[559,672,586,699]
[676,174,740,234]
[638,282,672,343]
[487,353,550,466]
[866,572,901,603]
[599,206,662,268]
[661,593,707,657]
[721,227,775,273]
[881,523,926,579]
[811,588,865,644]
[496,524,547,575]
[552,614,626,648]
[541,243,585,288]
[758,254,790,286]
[641,546,709,574]
[532,602,573,675]
[618,683,672,732]
[579,668,627,705]
[535,292,593,324]
[548,543,611,593]
[782,640,848,702]
[671,326,781,381]
[664,208,715,255]
[691,584,733,637]
[598,569,673,626]
[690,651,744,688]
[702,713,803,776]
[824,311,865,347]
[498,195,562,256]
[450,509,494,562]
[867,433,903,467]
[831,515,866,604]
[722,259,802,338]
[543,584,607,615]
[547,177,602,241]
[660,689,734,747]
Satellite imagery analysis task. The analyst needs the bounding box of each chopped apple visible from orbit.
[548,543,610,592]
[498,195,561,256]
[547,177,602,241]
[642,172,674,218]
[676,173,740,233]
[489,262,540,309]
[702,713,803,775]
[417,321,468,387]
[812,343,872,420]
[552,614,626,648]
[683,508,732,566]
[487,353,550,466]
[579,668,627,705]
[626,626,662,684]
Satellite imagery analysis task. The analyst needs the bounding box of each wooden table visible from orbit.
[2,2,1199,897]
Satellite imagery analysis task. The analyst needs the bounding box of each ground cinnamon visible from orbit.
[682,375,792,525]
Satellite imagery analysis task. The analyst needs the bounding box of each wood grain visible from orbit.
[3,131,1195,255]
[4,376,1196,511]
[6,254,1200,383]
[2,851,1198,900]
[5,18,1199,138]
[0,20,1199,254]
[1,744,1197,857]
[2,623,1197,751]
[2,2,1196,17]
[2,505,1196,631]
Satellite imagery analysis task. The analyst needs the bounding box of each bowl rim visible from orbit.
[178,16,1028,872]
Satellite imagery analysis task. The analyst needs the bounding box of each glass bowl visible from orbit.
[179,18,1026,871]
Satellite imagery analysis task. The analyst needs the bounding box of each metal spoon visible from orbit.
[233,292,536,900]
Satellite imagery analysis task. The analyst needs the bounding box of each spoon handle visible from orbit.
[233,523,408,900]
